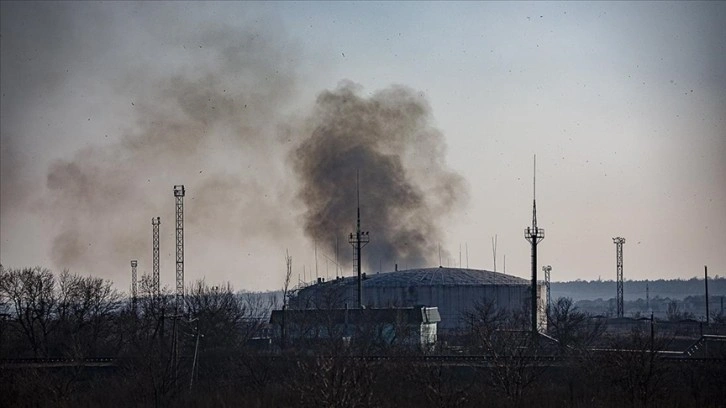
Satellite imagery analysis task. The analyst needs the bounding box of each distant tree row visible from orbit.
[551,277,726,302]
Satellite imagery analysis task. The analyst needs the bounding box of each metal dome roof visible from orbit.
[325,267,529,287]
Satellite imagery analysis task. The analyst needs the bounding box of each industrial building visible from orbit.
[290,267,547,332]
[270,306,441,350]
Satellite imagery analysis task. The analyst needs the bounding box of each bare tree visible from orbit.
[55,271,121,356]
[406,363,474,408]
[548,297,605,352]
[591,329,671,408]
[292,353,379,408]
[462,301,548,405]
[0,267,57,357]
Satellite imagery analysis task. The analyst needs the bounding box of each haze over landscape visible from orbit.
[1,2,725,292]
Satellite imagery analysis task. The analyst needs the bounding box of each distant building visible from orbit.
[291,267,546,332]
[269,306,441,351]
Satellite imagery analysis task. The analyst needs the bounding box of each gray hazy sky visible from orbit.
[1,1,725,292]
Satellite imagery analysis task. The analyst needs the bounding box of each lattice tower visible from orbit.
[130,260,138,309]
[613,237,626,318]
[174,185,185,309]
[152,217,160,298]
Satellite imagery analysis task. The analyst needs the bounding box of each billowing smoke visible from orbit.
[1,3,467,288]
[293,83,467,271]
[42,29,298,276]
[0,3,302,286]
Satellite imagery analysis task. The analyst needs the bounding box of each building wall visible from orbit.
[307,283,546,331]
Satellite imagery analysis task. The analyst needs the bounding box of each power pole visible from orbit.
[152,217,160,298]
[130,260,138,310]
[613,237,626,318]
[492,235,498,272]
[174,185,185,311]
[646,282,650,312]
[348,173,369,309]
[705,265,710,325]
[524,155,545,336]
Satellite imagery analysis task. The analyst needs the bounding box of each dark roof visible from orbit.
[314,267,528,288]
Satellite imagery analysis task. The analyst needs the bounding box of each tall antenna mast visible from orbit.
[130,260,138,310]
[524,155,545,335]
[335,236,340,277]
[491,235,498,272]
[349,171,370,308]
[466,243,469,268]
[613,237,626,318]
[174,185,186,310]
[152,217,161,298]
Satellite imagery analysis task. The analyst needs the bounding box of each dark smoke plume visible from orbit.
[2,4,302,284]
[294,83,467,271]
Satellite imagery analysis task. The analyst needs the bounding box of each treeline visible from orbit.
[1,266,725,407]
[551,277,726,302]
[574,294,726,320]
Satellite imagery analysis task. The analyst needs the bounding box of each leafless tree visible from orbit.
[591,329,671,408]
[292,352,379,408]
[406,363,474,408]
[55,271,121,356]
[666,300,694,321]
[548,296,605,352]
[462,300,548,405]
[0,267,57,357]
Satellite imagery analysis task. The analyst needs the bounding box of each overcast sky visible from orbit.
[1,1,724,293]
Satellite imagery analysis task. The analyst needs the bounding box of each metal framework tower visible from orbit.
[174,185,185,308]
[543,265,552,316]
[705,265,710,325]
[130,260,138,309]
[613,237,625,318]
[524,156,545,336]
[348,174,369,309]
[152,217,160,297]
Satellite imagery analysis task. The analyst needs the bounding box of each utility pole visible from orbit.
[348,173,369,309]
[492,235,498,272]
[613,237,626,318]
[174,185,185,311]
[281,251,292,349]
[524,155,545,336]
[705,265,710,325]
[189,322,201,392]
[646,282,650,312]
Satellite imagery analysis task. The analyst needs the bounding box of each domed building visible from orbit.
[291,266,546,332]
